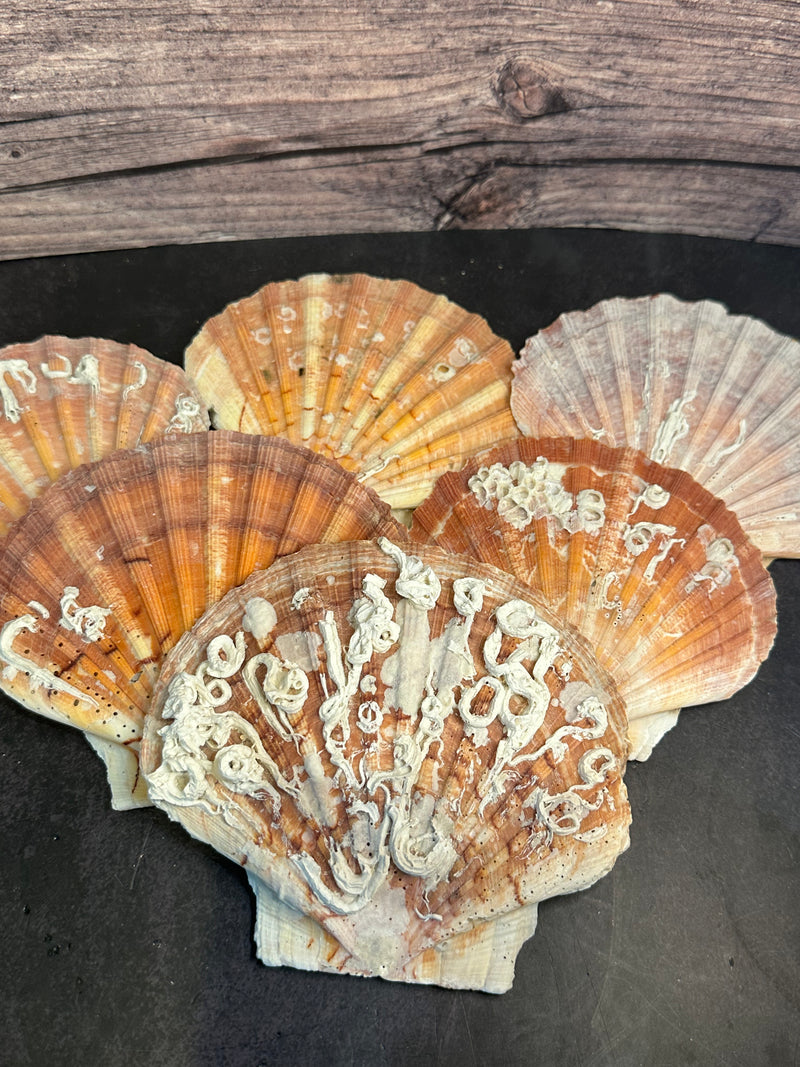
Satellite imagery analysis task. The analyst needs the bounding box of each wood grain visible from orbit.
[1,0,799,258]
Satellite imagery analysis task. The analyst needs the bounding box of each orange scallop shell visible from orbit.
[0,335,209,538]
[411,437,777,758]
[183,273,521,508]
[0,431,406,805]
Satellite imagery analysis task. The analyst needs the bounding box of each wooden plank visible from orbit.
[2,153,798,261]
[1,0,799,257]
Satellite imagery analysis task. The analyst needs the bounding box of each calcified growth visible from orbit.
[141,539,631,992]
[0,431,405,806]
[183,272,521,509]
[510,294,800,559]
[0,335,209,539]
[411,438,777,760]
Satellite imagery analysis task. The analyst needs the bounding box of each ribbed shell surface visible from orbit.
[511,295,800,558]
[0,431,406,750]
[411,437,776,755]
[141,538,630,991]
[0,336,209,537]
[184,273,521,508]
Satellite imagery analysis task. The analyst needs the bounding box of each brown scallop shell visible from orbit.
[411,437,777,759]
[140,538,630,991]
[183,273,521,508]
[511,295,800,559]
[0,335,209,539]
[0,431,406,805]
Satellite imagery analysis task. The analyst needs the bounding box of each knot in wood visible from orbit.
[495,59,570,120]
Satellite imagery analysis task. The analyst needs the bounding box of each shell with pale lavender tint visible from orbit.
[183,273,521,509]
[0,336,209,538]
[0,431,406,807]
[411,437,777,759]
[510,294,800,558]
[140,538,630,992]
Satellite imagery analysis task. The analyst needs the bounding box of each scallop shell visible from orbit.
[0,335,209,538]
[140,538,631,992]
[0,431,406,806]
[184,273,521,509]
[410,438,777,759]
[510,294,800,559]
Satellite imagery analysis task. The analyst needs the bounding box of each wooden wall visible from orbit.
[2,0,799,259]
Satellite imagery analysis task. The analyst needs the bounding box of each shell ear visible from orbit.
[140,538,631,992]
[183,272,521,509]
[411,437,777,759]
[511,294,800,559]
[0,335,209,538]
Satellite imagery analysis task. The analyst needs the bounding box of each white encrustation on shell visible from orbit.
[411,437,777,760]
[511,294,800,558]
[141,538,631,992]
[183,272,522,509]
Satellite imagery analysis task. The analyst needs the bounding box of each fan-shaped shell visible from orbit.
[411,438,777,759]
[184,273,521,509]
[140,538,630,992]
[0,431,406,805]
[511,294,800,559]
[0,336,209,538]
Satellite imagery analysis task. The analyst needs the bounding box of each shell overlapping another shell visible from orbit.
[0,336,209,539]
[183,273,521,509]
[0,431,406,806]
[140,539,631,992]
[510,295,800,558]
[411,438,777,759]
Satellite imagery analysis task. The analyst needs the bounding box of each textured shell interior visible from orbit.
[411,437,777,757]
[141,538,630,990]
[183,273,521,508]
[0,335,210,538]
[510,294,800,558]
[0,431,406,753]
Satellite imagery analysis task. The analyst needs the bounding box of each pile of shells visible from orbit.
[0,278,793,993]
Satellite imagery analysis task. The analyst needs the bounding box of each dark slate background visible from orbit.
[0,230,798,1067]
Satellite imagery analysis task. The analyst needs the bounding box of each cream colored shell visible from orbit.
[141,539,630,991]
[511,294,800,558]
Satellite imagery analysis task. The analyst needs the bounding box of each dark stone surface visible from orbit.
[0,230,798,1067]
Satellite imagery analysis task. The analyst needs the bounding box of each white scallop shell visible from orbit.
[511,295,800,558]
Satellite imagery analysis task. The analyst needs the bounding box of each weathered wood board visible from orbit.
[1,0,799,258]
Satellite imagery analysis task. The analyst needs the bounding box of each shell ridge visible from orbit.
[681,316,771,476]
[703,381,800,497]
[511,296,800,556]
[299,279,336,443]
[314,275,385,448]
[187,273,522,509]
